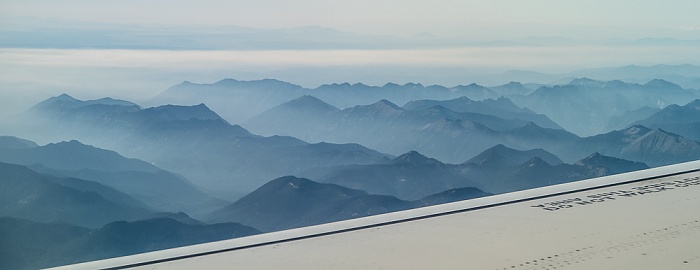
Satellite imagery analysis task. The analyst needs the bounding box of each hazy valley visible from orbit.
[1,74,700,269]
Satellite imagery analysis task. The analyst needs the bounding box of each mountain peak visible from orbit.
[504,81,524,87]
[520,157,551,168]
[567,77,604,87]
[456,96,475,102]
[404,82,424,88]
[284,95,339,112]
[142,104,225,121]
[465,144,563,167]
[392,151,441,166]
[54,93,78,101]
[213,78,302,90]
[33,94,79,108]
[32,94,139,111]
[575,153,649,174]
[685,99,700,109]
[575,152,610,166]
[360,99,402,114]
[375,99,400,108]
[644,79,681,89]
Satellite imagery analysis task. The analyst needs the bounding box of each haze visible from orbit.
[0,0,699,115]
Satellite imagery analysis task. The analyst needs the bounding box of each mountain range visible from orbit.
[147,77,699,138]
[146,79,545,124]
[0,137,222,217]
[244,96,567,163]
[302,146,648,198]
[508,78,699,136]
[207,175,491,232]
[633,99,700,141]
[2,75,700,268]
[6,94,391,198]
[208,145,646,232]
[0,161,152,228]
[243,93,700,166]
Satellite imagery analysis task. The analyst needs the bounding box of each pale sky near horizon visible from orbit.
[1,0,699,116]
[2,0,700,39]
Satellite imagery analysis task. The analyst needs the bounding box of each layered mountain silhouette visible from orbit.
[0,138,221,216]
[575,153,649,175]
[4,76,699,268]
[604,106,660,131]
[0,217,91,270]
[403,96,560,129]
[465,144,563,167]
[45,218,259,267]
[304,146,649,197]
[245,96,572,163]
[147,79,546,124]
[207,176,490,232]
[509,78,699,136]
[145,79,305,123]
[633,99,700,141]
[0,162,152,228]
[146,77,699,137]
[574,125,700,166]
[0,136,38,149]
[11,94,390,198]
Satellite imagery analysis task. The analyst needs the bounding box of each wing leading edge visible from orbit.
[51,160,700,270]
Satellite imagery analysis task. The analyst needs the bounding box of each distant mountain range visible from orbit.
[302,146,648,197]
[244,96,567,163]
[146,79,545,124]
[208,145,646,232]
[476,64,700,90]
[633,99,700,141]
[8,94,391,198]
[509,78,699,136]
[146,77,699,139]
[574,125,700,167]
[243,93,700,166]
[0,162,152,228]
[0,137,223,217]
[2,74,699,268]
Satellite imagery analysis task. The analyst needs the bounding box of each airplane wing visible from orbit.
[50,160,700,270]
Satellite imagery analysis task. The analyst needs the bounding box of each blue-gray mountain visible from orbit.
[9,94,390,199]
[146,79,531,124]
[481,64,700,93]
[244,96,566,163]
[0,216,259,270]
[573,125,700,167]
[633,99,700,141]
[0,162,152,228]
[0,137,222,217]
[0,136,38,149]
[302,147,648,197]
[403,96,561,129]
[207,176,491,232]
[604,106,661,131]
[0,217,90,270]
[508,78,699,136]
[244,95,700,166]
[147,77,699,138]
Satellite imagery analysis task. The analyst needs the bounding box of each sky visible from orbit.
[3,0,700,38]
[1,0,699,115]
